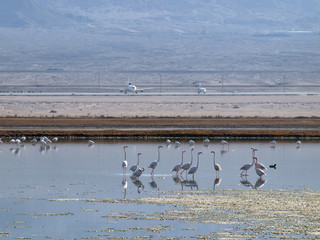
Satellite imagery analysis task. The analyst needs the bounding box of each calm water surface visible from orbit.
[0,139,319,239]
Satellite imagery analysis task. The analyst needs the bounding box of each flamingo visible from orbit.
[251,147,258,158]
[189,140,195,145]
[211,151,222,176]
[132,167,145,179]
[255,157,266,179]
[240,157,254,176]
[122,146,128,173]
[221,140,229,153]
[172,150,186,173]
[255,156,267,171]
[180,148,194,176]
[130,153,142,173]
[148,145,163,175]
[187,152,203,180]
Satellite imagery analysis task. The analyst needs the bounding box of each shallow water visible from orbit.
[0,139,319,238]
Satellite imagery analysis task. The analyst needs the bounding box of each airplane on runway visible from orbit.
[120,82,145,94]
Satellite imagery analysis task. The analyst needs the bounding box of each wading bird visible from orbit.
[122,146,128,174]
[255,157,266,179]
[130,153,142,173]
[212,151,222,176]
[133,167,145,179]
[172,150,186,174]
[187,152,203,180]
[240,157,254,176]
[148,146,163,175]
[180,148,194,176]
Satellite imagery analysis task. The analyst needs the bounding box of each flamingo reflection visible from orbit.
[254,178,267,190]
[148,176,158,190]
[240,176,254,189]
[122,177,127,199]
[130,176,144,193]
[181,179,198,190]
[213,177,222,191]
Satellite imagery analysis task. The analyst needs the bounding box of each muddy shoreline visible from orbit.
[0,117,319,139]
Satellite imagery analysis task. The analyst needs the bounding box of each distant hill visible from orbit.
[0,0,319,31]
[0,0,75,28]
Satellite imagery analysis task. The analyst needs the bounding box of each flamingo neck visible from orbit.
[181,152,184,165]
[196,154,200,168]
[190,151,194,165]
[157,149,161,162]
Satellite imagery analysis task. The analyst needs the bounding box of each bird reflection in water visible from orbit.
[213,177,222,191]
[148,176,158,190]
[240,176,267,190]
[130,176,144,193]
[122,177,127,199]
[240,176,254,189]
[254,178,267,190]
[171,175,181,185]
[181,179,198,190]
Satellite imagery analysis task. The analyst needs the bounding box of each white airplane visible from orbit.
[120,82,144,94]
[197,84,207,94]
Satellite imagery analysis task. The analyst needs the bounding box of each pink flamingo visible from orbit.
[172,150,186,173]
[180,148,194,176]
[211,150,222,176]
[148,146,163,175]
[187,152,203,180]
[122,146,128,173]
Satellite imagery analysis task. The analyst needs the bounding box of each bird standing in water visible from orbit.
[122,145,128,174]
[187,152,203,180]
[148,146,163,176]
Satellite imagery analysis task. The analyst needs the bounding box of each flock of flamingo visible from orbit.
[120,138,287,181]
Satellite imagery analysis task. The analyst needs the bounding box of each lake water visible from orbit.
[0,139,319,239]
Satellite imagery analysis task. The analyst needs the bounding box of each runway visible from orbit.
[0,91,318,97]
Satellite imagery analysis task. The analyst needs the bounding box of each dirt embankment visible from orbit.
[0,117,319,139]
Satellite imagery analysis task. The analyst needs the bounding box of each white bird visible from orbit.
[175,141,181,147]
[148,146,163,175]
[122,146,128,173]
[166,139,171,144]
[270,140,277,147]
[180,148,194,176]
[130,153,142,173]
[221,140,229,152]
[254,157,267,170]
[240,157,255,176]
[251,147,258,158]
[296,141,302,148]
[133,167,145,178]
[255,157,266,179]
[0,138,2,144]
[10,139,16,143]
[31,138,37,143]
[203,138,210,144]
[20,136,26,141]
[88,140,94,145]
[172,150,186,173]
[212,151,222,176]
[187,152,203,180]
[189,140,195,145]
[52,137,58,142]
[221,140,229,145]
